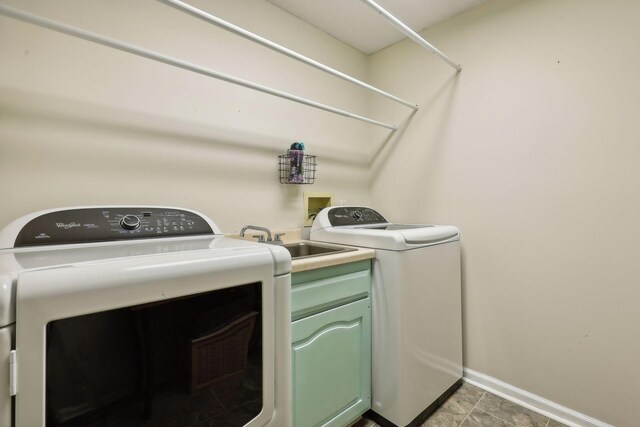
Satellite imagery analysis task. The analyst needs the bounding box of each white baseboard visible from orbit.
[463,368,614,427]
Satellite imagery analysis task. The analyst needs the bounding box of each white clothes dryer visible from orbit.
[0,206,291,427]
[311,206,462,427]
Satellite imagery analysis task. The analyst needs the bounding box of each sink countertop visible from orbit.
[225,229,374,273]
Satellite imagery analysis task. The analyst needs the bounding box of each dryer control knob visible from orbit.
[120,215,141,230]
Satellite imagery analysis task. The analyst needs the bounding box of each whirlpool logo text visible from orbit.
[56,222,81,229]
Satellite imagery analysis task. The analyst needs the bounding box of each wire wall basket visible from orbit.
[278,152,316,184]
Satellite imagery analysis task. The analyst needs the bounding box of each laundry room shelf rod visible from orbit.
[0,5,397,130]
[359,0,462,72]
[160,0,418,111]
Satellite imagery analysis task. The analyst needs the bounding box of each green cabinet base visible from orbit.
[291,261,372,427]
[292,298,371,427]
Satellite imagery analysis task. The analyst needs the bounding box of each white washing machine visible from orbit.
[311,206,462,427]
[0,206,292,427]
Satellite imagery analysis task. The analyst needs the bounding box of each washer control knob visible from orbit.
[120,215,141,230]
[352,210,363,221]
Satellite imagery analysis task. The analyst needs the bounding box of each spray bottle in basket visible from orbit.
[288,142,305,183]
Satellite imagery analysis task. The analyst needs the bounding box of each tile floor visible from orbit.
[354,382,569,427]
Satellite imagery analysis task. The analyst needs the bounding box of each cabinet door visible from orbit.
[292,298,371,427]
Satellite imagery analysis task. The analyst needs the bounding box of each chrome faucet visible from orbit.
[239,225,285,245]
[239,225,273,242]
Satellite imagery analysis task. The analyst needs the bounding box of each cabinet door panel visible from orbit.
[292,299,371,427]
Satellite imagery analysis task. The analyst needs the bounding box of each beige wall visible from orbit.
[369,0,640,425]
[0,0,372,232]
[3,0,640,425]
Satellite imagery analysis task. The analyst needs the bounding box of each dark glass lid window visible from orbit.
[46,283,263,426]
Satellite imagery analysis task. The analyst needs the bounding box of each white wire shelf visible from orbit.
[0,1,462,130]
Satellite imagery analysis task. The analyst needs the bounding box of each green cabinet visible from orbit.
[291,260,372,427]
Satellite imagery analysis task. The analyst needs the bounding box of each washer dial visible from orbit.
[120,215,141,230]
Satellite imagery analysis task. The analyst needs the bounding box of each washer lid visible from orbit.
[310,206,459,250]
[12,242,281,427]
[311,224,459,250]
[394,225,459,244]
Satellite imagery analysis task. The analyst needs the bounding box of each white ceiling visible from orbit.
[266,0,487,55]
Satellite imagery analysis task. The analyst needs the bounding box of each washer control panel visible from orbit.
[327,207,387,226]
[14,207,214,247]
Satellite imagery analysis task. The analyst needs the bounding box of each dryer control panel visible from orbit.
[327,207,388,226]
[14,207,214,247]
